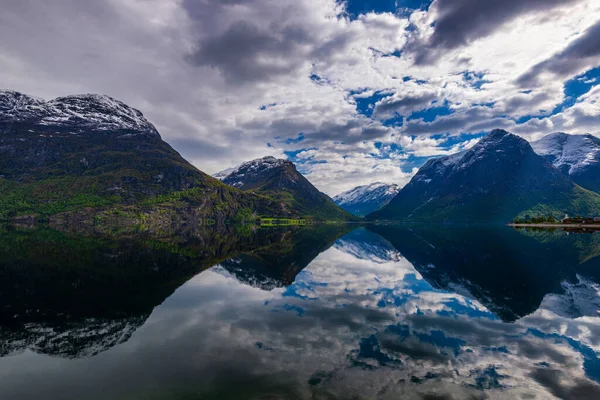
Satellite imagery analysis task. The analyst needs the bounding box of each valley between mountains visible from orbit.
[2,89,600,225]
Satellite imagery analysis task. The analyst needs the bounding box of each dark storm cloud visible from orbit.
[402,106,514,136]
[238,107,394,145]
[181,0,353,85]
[529,368,600,399]
[185,19,312,84]
[372,92,438,120]
[517,21,600,88]
[409,0,581,65]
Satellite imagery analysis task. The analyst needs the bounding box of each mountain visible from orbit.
[334,227,402,263]
[0,90,305,222]
[333,182,400,217]
[213,166,237,181]
[531,132,600,193]
[218,156,356,221]
[0,221,353,358]
[368,129,600,223]
[367,224,600,322]
[220,224,353,290]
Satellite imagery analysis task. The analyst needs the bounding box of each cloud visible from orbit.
[186,20,310,84]
[401,106,514,136]
[181,0,354,86]
[408,0,582,65]
[372,91,438,120]
[513,84,600,138]
[517,21,600,88]
[292,143,417,196]
[0,0,599,192]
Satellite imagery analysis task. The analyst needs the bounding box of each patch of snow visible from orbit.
[219,156,290,186]
[0,89,159,136]
[213,166,238,180]
[539,275,600,318]
[333,182,400,206]
[532,132,600,175]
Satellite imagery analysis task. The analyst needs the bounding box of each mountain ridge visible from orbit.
[369,129,600,223]
[218,156,356,221]
[333,182,400,217]
[531,132,600,193]
[0,90,350,223]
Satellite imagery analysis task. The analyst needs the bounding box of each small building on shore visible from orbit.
[563,217,600,224]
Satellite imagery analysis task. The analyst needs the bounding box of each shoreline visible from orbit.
[509,223,600,228]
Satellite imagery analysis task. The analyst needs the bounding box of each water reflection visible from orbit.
[368,225,600,321]
[0,224,599,399]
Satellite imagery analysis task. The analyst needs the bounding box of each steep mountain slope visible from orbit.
[333,182,400,217]
[531,132,600,193]
[219,156,356,220]
[369,129,600,223]
[0,90,290,221]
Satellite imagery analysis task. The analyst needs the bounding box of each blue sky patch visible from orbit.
[345,0,432,19]
[259,103,277,110]
[407,103,454,123]
[346,0,398,18]
[462,71,491,90]
[553,66,600,114]
[354,91,393,118]
[285,133,305,144]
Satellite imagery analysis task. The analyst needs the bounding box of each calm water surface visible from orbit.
[1,225,600,399]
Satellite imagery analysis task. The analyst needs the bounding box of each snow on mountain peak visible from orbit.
[452,129,529,172]
[334,182,400,205]
[532,132,600,176]
[0,89,159,136]
[216,156,291,188]
[213,166,237,181]
[228,156,288,175]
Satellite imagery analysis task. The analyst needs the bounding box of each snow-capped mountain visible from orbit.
[0,89,298,221]
[369,224,600,322]
[539,276,600,319]
[333,182,400,217]
[213,166,237,181]
[0,89,159,135]
[0,316,147,359]
[218,156,289,189]
[218,156,355,220]
[0,89,209,199]
[531,132,600,193]
[334,228,402,263]
[369,129,600,222]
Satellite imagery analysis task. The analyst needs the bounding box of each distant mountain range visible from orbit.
[333,182,400,217]
[215,156,356,221]
[0,90,351,223]
[369,129,600,223]
[335,131,600,221]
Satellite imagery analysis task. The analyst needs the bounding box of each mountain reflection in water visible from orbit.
[0,224,599,399]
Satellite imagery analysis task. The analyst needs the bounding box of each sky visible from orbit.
[1,0,600,195]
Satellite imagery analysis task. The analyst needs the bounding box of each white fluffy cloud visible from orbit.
[1,0,599,195]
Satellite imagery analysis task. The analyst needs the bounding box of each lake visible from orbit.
[1,224,600,399]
